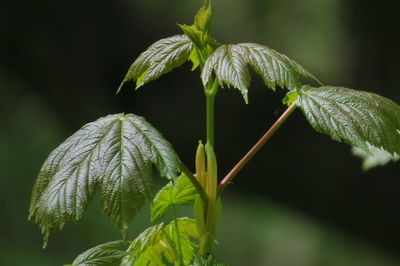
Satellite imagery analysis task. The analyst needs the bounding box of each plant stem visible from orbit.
[205,79,219,147]
[218,102,297,194]
[180,162,208,204]
[206,95,215,147]
[172,201,184,265]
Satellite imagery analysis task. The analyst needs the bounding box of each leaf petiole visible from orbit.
[172,201,184,265]
[218,102,297,194]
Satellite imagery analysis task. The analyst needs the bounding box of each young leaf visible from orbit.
[202,43,318,103]
[352,144,400,171]
[29,113,180,246]
[179,25,207,51]
[282,91,299,106]
[151,173,198,223]
[118,35,193,91]
[163,218,198,264]
[121,218,197,266]
[71,240,128,266]
[296,86,400,155]
[194,6,211,34]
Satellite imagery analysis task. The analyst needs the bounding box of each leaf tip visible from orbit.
[242,92,249,104]
[116,81,125,94]
[42,229,50,249]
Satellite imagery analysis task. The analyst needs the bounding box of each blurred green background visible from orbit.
[2,0,400,265]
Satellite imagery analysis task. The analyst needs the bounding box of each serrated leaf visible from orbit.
[151,173,198,222]
[71,240,128,266]
[297,86,400,155]
[121,218,197,266]
[29,114,180,246]
[202,44,251,102]
[352,144,400,171]
[118,35,193,91]
[202,43,318,103]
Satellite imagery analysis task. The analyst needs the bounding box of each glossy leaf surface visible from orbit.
[297,86,400,155]
[118,35,193,91]
[29,114,180,246]
[151,173,198,222]
[202,43,318,103]
[71,240,128,266]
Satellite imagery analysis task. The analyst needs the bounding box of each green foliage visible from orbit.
[178,25,218,70]
[29,114,180,246]
[71,240,128,266]
[151,173,198,223]
[296,86,400,155]
[118,35,193,91]
[201,43,318,103]
[29,0,400,265]
[282,90,299,106]
[121,218,198,265]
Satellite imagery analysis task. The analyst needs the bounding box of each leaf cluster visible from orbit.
[29,1,400,265]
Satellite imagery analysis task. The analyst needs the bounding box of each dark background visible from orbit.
[1,0,400,265]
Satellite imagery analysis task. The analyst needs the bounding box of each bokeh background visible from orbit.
[2,0,400,265]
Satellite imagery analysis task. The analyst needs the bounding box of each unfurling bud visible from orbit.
[195,141,206,188]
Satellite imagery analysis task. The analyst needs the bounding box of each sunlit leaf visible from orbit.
[29,114,180,246]
[71,240,128,266]
[151,173,198,222]
[297,86,400,155]
[118,35,193,91]
[202,43,318,103]
[121,218,197,266]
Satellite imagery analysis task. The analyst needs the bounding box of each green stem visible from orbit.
[172,203,184,266]
[205,79,219,147]
[206,95,215,147]
[218,102,297,194]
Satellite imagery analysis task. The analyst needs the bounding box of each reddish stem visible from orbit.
[218,103,297,194]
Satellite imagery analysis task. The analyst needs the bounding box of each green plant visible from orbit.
[28,1,400,265]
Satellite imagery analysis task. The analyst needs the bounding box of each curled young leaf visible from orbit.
[202,43,318,103]
[118,35,193,91]
[29,114,180,246]
[297,86,400,156]
[194,6,211,34]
